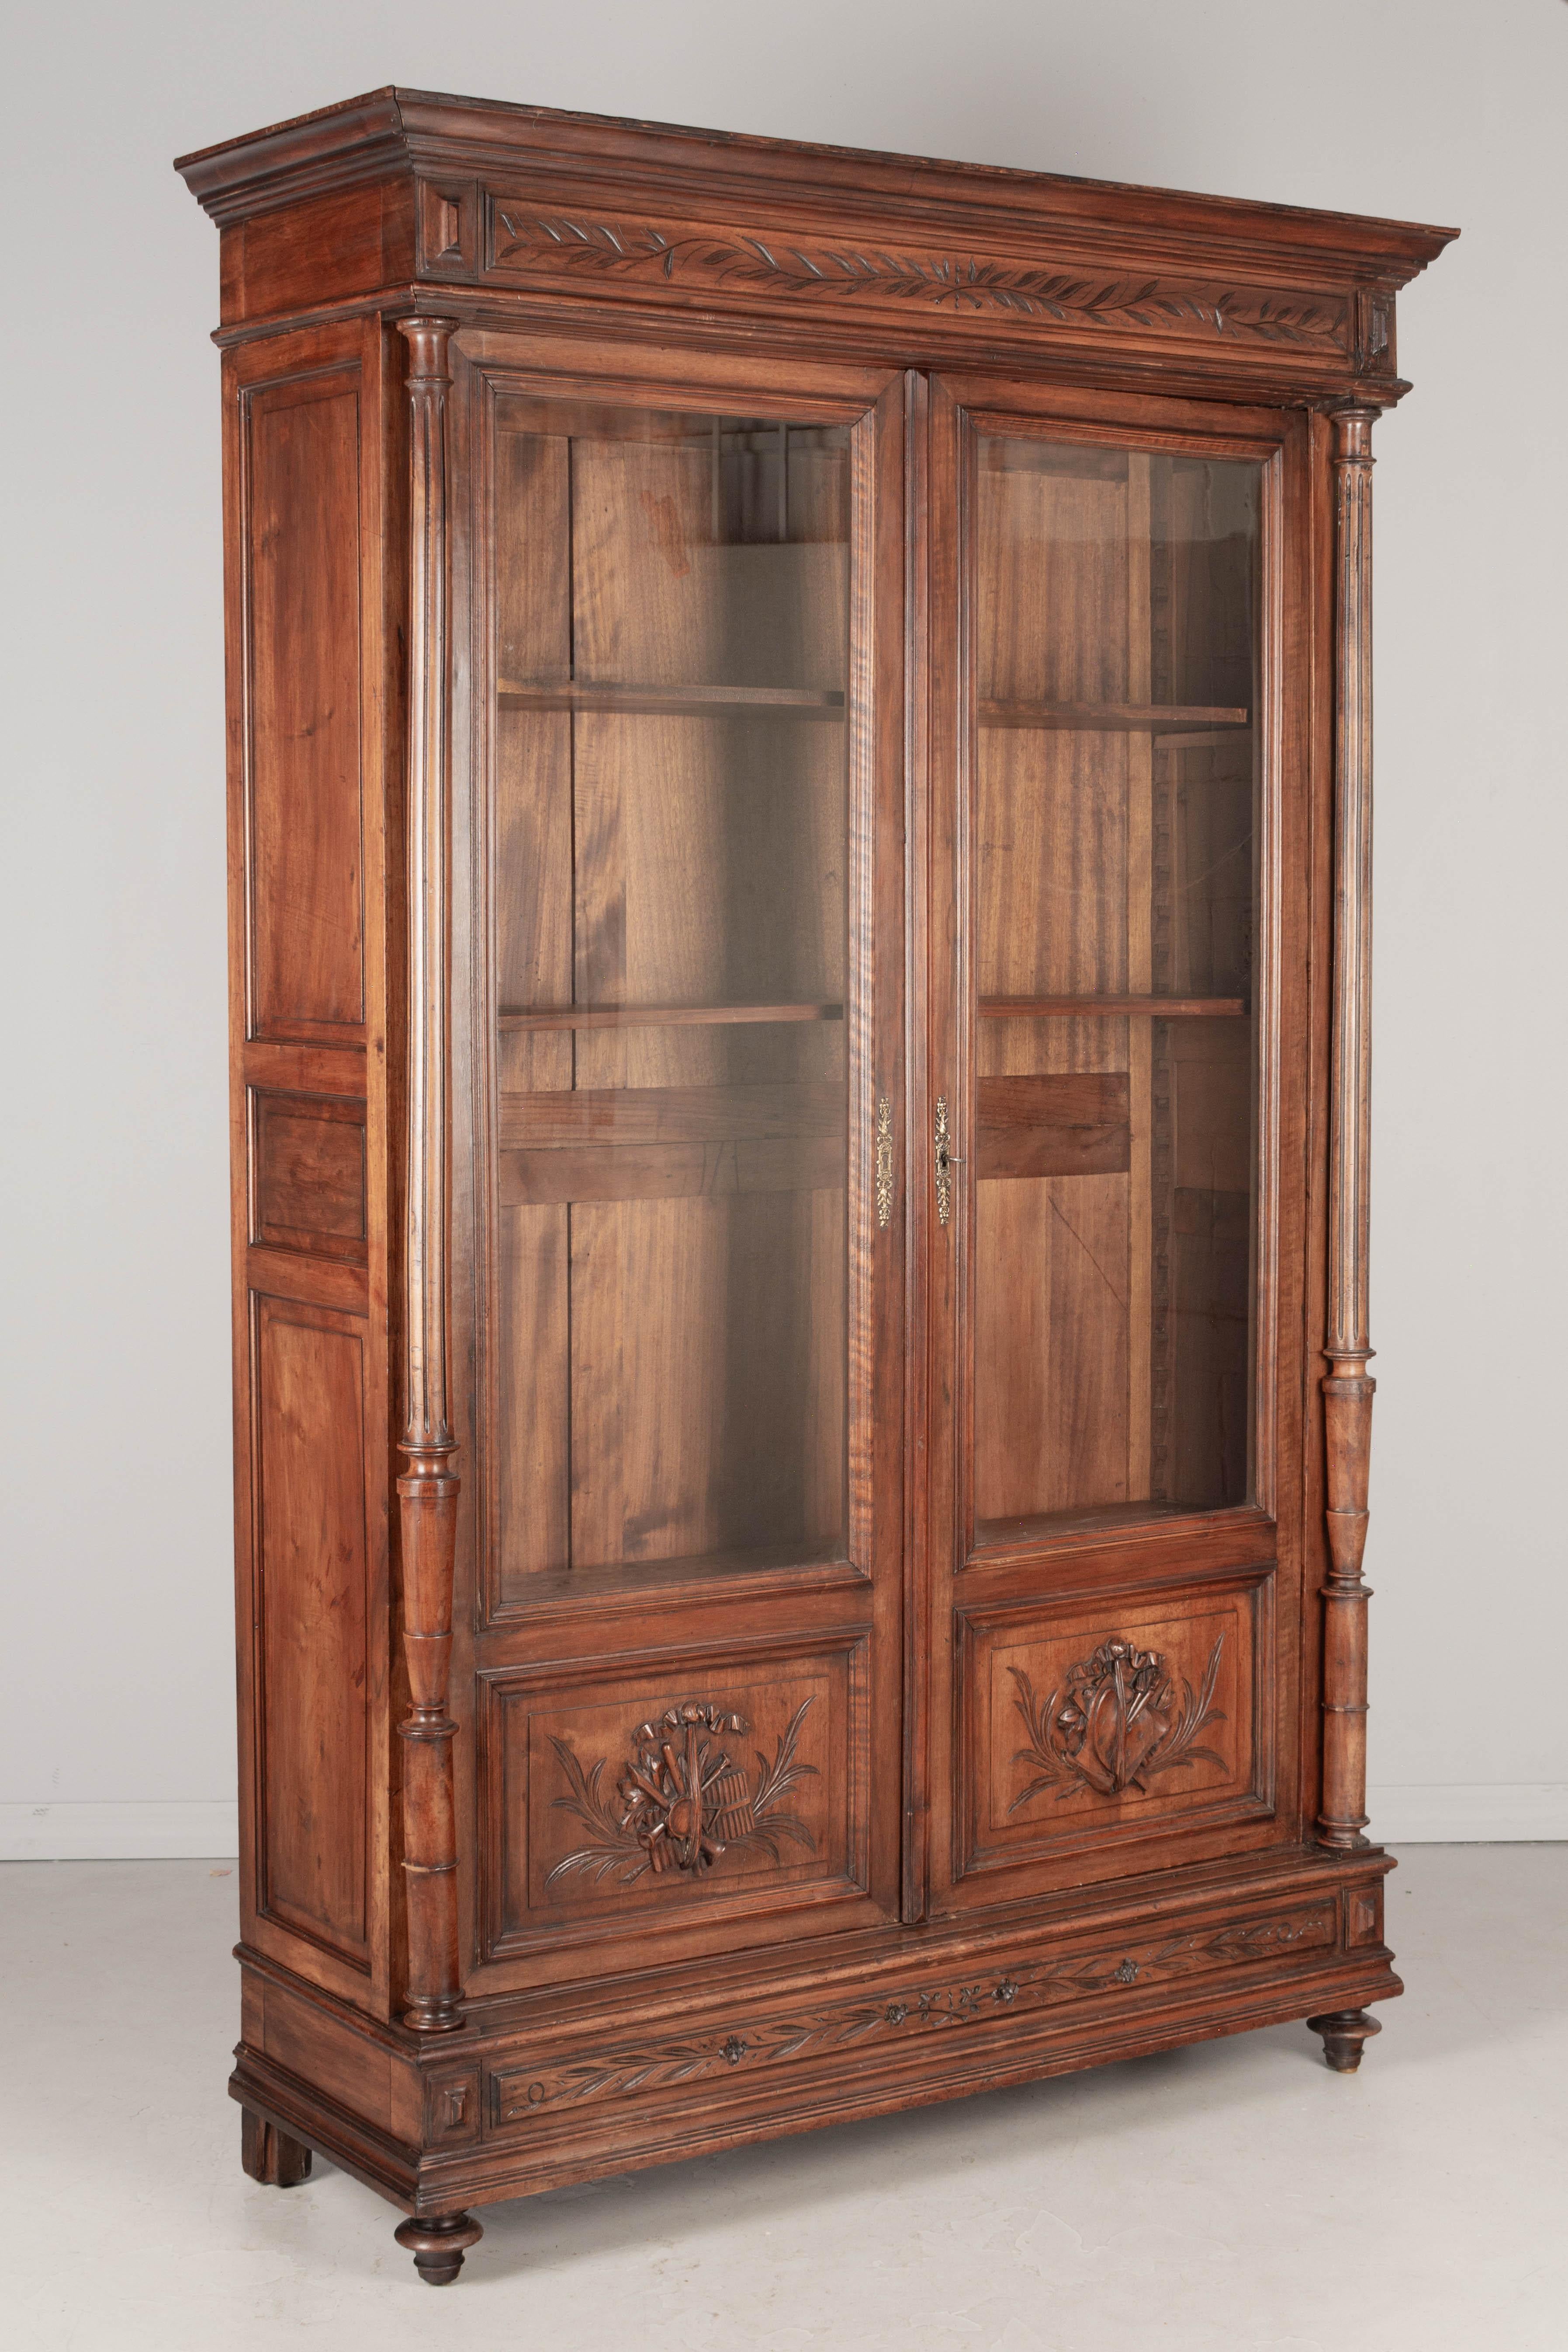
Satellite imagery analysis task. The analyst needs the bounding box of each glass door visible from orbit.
[466,367,905,1983]
[922,380,1293,1916]
[969,432,1261,1539]
[490,403,855,1585]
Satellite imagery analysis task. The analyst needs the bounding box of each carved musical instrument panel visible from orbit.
[954,1573,1273,1891]
[476,1636,869,1964]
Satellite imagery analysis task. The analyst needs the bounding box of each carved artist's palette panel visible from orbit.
[957,1574,1273,1878]
[479,1637,867,1955]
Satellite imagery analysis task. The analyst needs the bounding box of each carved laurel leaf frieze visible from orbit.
[546,1697,818,1888]
[1009,1634,1227,1810]
[491,1906,1335,2123]
[489,209,1347,352]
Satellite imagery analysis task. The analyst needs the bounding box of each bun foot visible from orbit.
[241,2109,312,2186]
[1307,2007,1381,2073]
[395,2211,483,2285]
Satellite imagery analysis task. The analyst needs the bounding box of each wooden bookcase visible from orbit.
[176,90,1454,2283]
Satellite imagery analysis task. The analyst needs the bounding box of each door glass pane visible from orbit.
[491,402,851,1588]
[972,436,1260,1539]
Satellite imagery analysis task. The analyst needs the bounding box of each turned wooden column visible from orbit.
[396,316,464,2030]
[1319,402,1379,1852]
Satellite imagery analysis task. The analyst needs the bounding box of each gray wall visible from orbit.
[3,0,1563,1854]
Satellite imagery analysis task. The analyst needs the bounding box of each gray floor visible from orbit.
[3,1848,1563,2350]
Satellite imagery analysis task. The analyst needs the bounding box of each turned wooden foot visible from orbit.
[241,2108,313,2186]
[395,2211,483,2285]
[1307,2007,1381,2073]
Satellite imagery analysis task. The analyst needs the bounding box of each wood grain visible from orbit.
[975,1073,1130,1180]
[251,1089,367,1259]
[177,90,1445,2281]
[1319,405,1378,1852]
[244,371,364,1040]
[253,1297,370,1961]
[395,317,464,2035]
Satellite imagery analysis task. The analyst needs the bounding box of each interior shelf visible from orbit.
[978,700,1249,732]
[498,1001,845,1032]
[495,684,1245,733]
[979,995,1248,1019]
[497,679,846,720]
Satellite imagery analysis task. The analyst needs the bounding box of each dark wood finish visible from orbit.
[1306,2005,1381,2073]
[178,89,1451,2281]
[394,2210,483,2285]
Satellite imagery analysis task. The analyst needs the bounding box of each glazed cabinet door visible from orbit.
[916,377,1314,1917]
[452,342,907,1991]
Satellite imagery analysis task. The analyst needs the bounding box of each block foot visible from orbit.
[240,2109,312,2186]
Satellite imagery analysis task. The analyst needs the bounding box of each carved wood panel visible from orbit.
[482,199,1353,364]
[486,1896,1336,2131]
[956,1573,1273,1882]
[477,1636,868,1960]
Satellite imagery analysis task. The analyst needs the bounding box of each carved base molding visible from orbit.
[489,1899,1336,2126]
[230,1853,1400,2216]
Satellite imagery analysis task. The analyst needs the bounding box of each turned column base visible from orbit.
[240,2109,312,2186]
[1307,2007,1381,2073]
[395,2211,483,2286]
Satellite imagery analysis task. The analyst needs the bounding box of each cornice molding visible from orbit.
[175,85,1457,288]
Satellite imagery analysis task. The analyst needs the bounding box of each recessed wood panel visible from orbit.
[251,1088,367,1259]
[245,370,365,1041]
[567,1189,846,1571]
[253,1294,370,1964]
[976,1073,1130,1181]
[957,1573,1272,1882]
[974,1170,1132,1520]
[479,1636,868,1958]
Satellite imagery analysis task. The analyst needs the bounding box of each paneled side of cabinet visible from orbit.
[223,316,404,2017]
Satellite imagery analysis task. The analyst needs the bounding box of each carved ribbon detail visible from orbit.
[1009,1635,1226,1808]
[547,1698,818,1887]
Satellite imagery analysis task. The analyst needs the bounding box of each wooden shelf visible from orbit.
[498,1001,845,1033]
[497,679,846,720]
[496,685,1242,732]
[980,995,1248,1019]
[979,700,1249,732]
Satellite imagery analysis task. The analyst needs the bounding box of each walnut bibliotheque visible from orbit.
[176,89,1454,2284]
